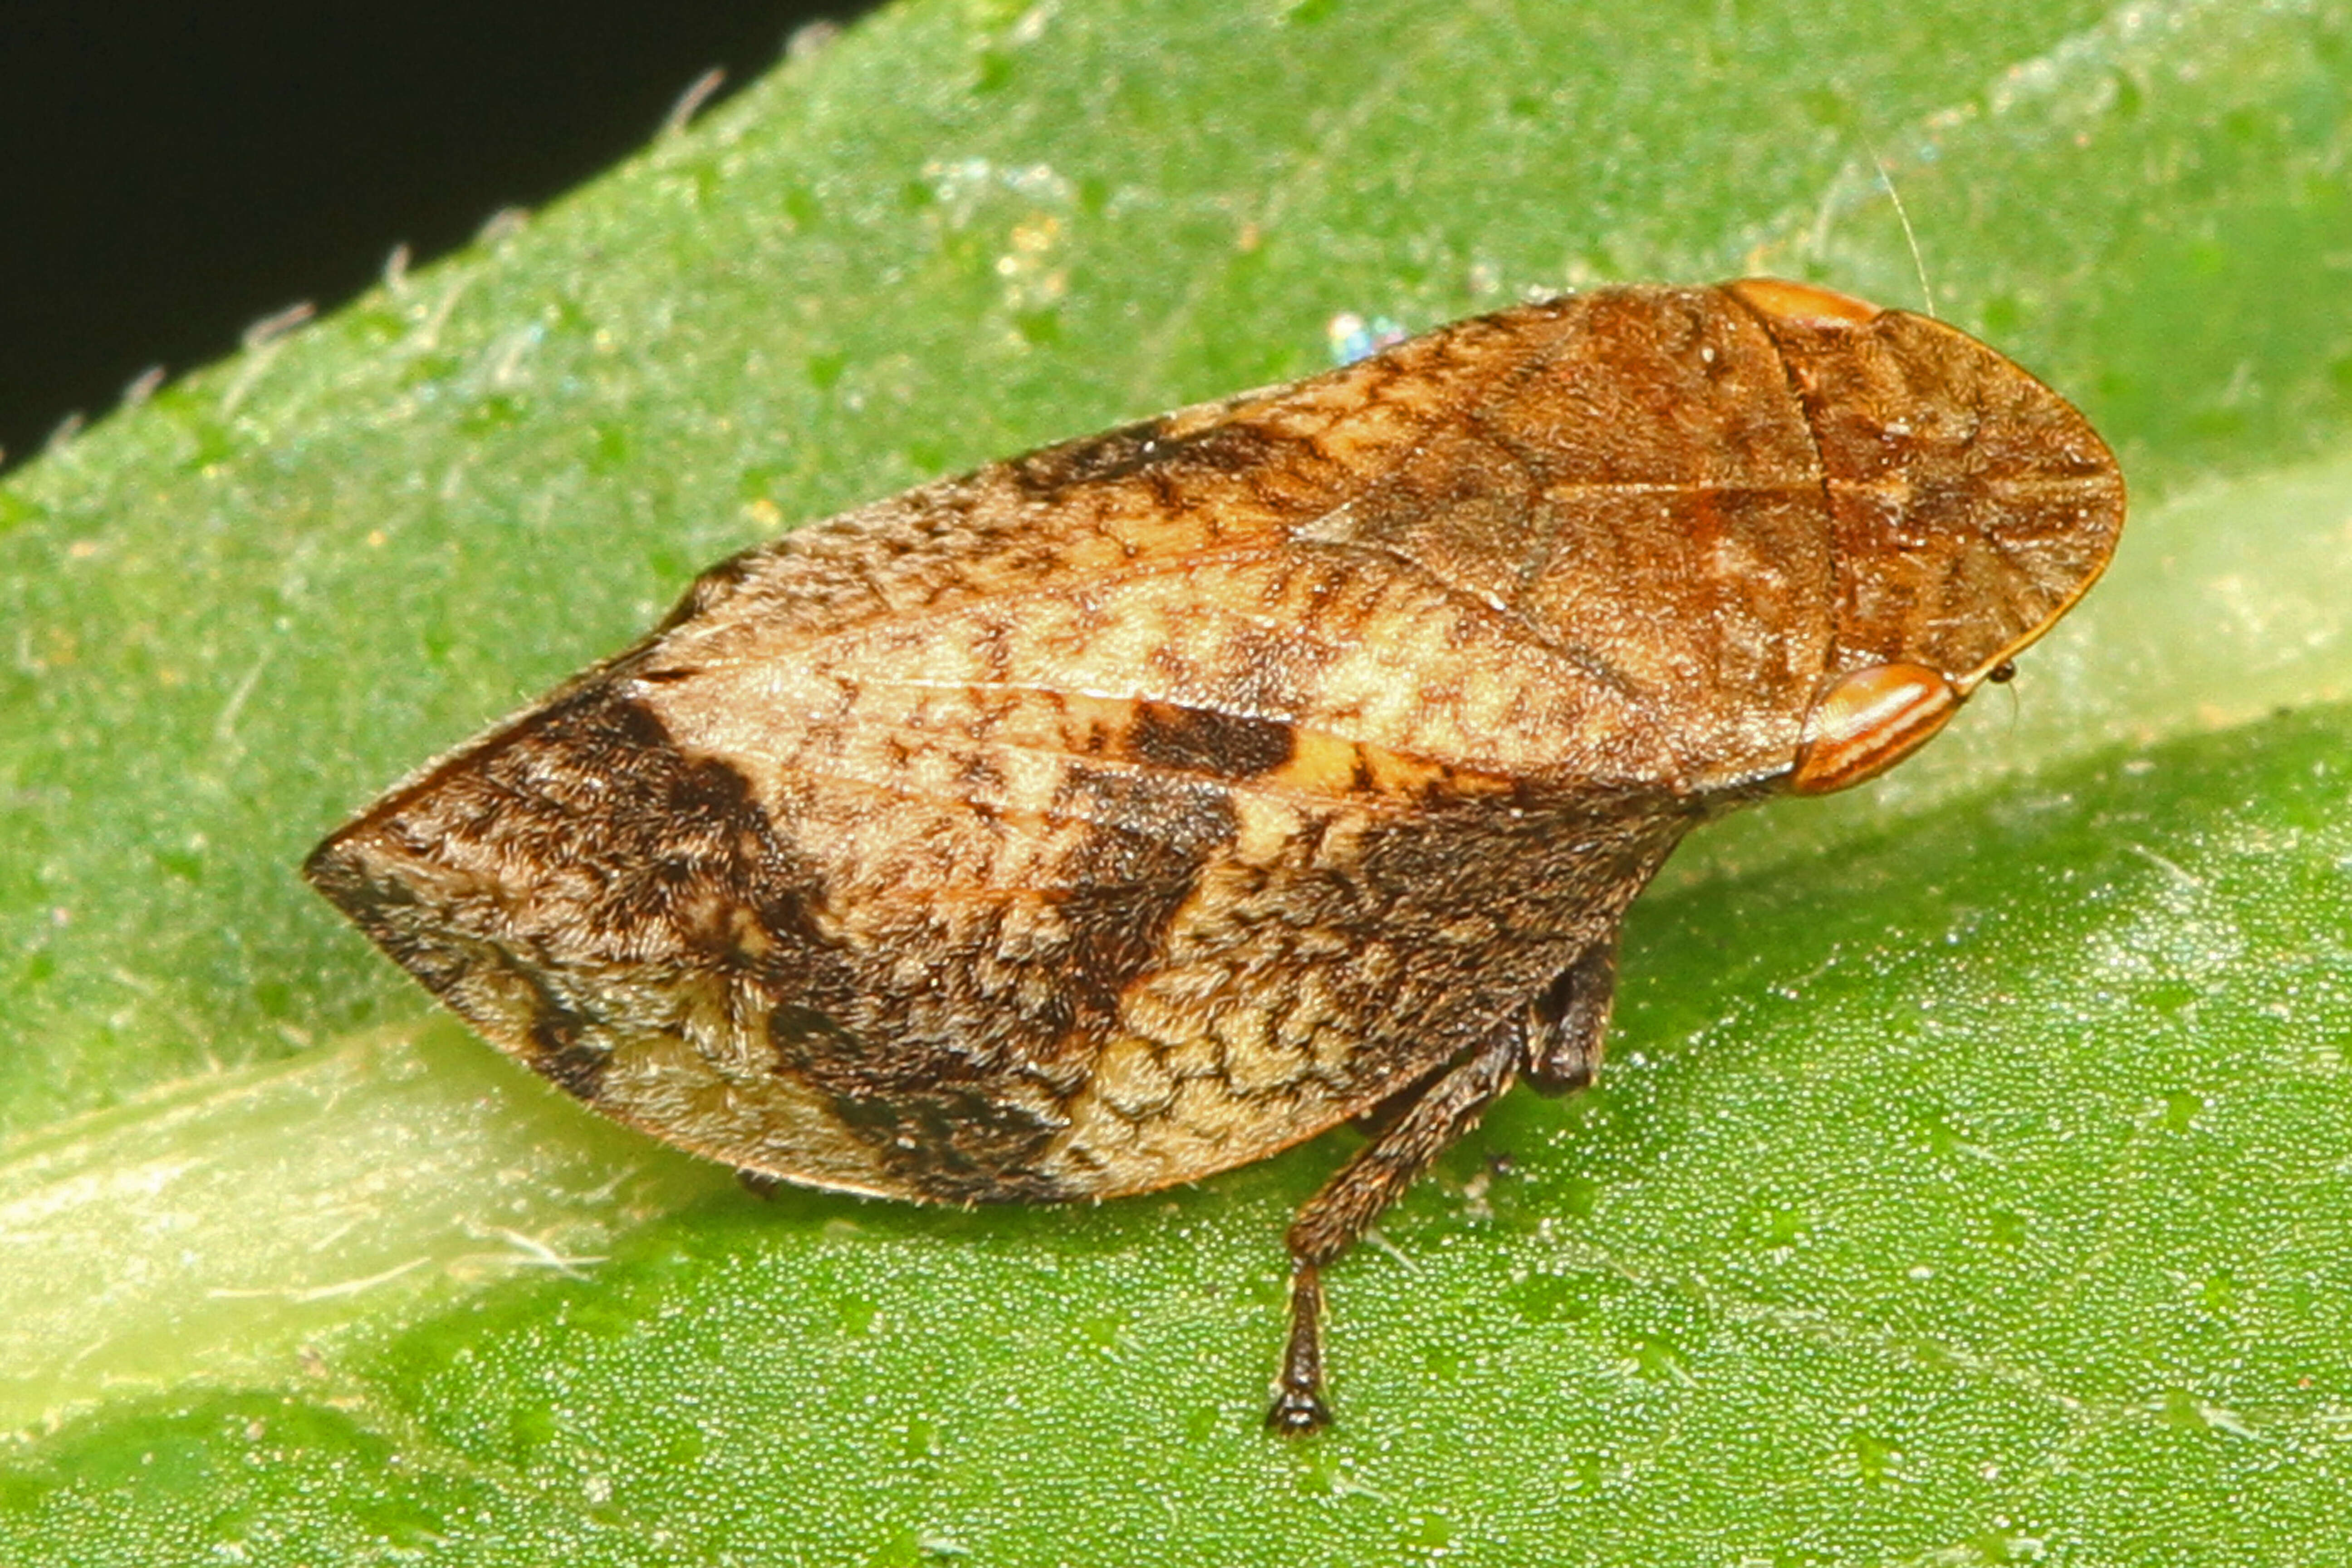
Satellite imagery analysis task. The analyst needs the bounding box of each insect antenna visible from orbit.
[1863,134,1937,319]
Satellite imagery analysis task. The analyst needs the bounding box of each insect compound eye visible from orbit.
[1787,662,1963,796]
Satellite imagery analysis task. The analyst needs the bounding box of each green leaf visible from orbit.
[4,0,2348,1562]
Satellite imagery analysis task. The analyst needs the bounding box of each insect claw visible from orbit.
[1266,1387,1333,1436]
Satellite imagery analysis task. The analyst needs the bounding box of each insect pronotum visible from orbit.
[308,279,2125,1431]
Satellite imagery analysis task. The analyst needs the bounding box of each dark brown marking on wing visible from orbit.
[763,937,1088,1202]
[302,839,451,985]
[1341,783,1695,1018]
[305,681,850,1076]
[1009,416,1174,493]
[529,688,833,960]
[1047,770,1240,1047]
[729,729,1252,1200]
[769,1002,874,1085]
[829,1088,1067,1204]
[527,993,610,1102]
[314,685,1112,1205]
[1127,700,1298,780]
[1054,874,1204,1034]
[1010,412,1294,502]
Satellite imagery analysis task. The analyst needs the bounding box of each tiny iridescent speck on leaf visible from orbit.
[306,279,2125,1432]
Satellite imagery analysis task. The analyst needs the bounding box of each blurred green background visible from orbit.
[2,0,2348,1562]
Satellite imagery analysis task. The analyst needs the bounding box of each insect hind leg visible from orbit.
[1267,1014,1521,1434]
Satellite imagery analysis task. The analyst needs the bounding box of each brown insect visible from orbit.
[306,279,2124,1431]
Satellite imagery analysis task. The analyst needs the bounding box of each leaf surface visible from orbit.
[3,0,2348,1561]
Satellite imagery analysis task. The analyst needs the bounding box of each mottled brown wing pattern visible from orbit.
[642,304,1550,656]
[312,552,1699,1205]
[312,295,1710,1204]
[307,279,2124,1432]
